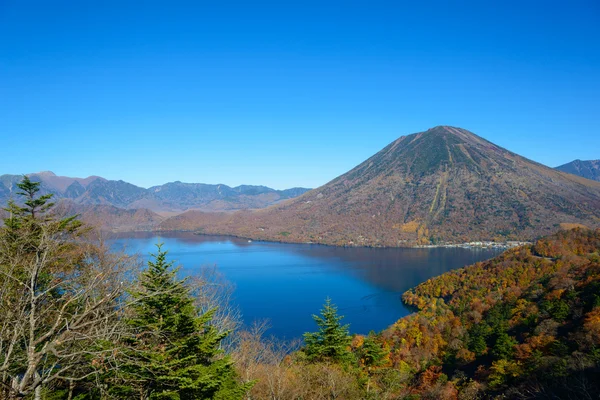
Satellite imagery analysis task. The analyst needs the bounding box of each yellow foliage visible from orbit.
[546,289,565,300]
[488,359,523,388]
[526,334,555,350]
[559,222,589,230]
[584,308,600,344]
[398,220,421,233]
[456,348,476,363]
[352,335,365,349]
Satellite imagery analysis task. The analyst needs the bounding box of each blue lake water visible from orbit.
[109,232,501,339]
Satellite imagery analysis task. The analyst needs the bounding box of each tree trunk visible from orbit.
[32,371,42,400]
[67,379,75,400]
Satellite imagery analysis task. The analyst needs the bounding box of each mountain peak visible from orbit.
[427,125,461,133]
[182,126,600,246]
[367,126,503,178]
[422,126,483,142]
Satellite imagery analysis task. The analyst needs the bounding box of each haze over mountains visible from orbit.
[556,159,600,182]
[0,171,310,213]
[160,126,600,245]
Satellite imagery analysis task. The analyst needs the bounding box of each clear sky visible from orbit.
[1,0,599,189]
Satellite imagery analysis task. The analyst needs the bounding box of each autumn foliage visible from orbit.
[389,228,600,398]
[234,228,600,399]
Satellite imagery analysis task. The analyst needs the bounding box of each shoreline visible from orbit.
[414,240,532,250]
[110,228,530,251]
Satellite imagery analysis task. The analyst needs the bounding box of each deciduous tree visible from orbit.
[0,176,132,399]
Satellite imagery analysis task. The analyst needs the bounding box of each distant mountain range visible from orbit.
[0,171,310,214]
[556,159,600,182]
[4,127,599,245]
[159,126,600,245]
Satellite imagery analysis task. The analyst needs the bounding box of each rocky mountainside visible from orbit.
[0,172,310,214]
[556,159,600,182]
[160,126,600,246]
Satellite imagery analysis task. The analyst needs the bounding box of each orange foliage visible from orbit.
[584,308,600,345]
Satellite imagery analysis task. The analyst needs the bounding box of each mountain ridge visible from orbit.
[159,126,600,246]
[556,159,600,182]
[0,172,310,214]
[4,126,599,245]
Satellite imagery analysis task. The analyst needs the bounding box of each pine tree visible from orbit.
[3,175,80,241]
[118,244,250,400]
[11,175,54,218]
[359,331,387,368]
[303,298,352,363]
[358,331,388,395]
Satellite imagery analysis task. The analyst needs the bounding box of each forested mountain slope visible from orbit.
[160,126,600,246]
[384,228,600,398]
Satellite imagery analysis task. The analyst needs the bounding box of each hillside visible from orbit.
[556,159,600,182]
[53,200,165,232]
[383,228,600,398]
[0,172,310,214]
[231,228,600,399]
[160,126,600,246]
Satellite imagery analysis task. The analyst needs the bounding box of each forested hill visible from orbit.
[383,228,600,398]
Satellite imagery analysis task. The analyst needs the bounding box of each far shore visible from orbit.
[106,229,529,250]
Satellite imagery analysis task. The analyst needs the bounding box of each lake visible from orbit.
[109,232,501,339]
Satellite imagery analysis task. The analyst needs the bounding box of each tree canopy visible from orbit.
[117,244,251,399]
[303,298,352,363]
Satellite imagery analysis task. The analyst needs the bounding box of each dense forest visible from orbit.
[393,227,600,398]
[1,177,599,399]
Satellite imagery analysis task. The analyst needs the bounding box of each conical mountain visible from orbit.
[161,126,600,246]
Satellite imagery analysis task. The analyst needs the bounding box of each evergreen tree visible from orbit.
[491,332,517,360]
[357,332,388,395]
[359,332,387,368]
[0,177,118,399]
[3,175,80,240]
[118,244,250,400]
[11,175,54,218]
[303,298,352,363]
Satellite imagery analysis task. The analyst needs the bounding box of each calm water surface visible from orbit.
[109,232,501,339]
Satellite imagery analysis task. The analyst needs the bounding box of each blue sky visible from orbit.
[1,0,599,189]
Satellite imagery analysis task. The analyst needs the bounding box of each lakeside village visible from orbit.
[415,240,532,249]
